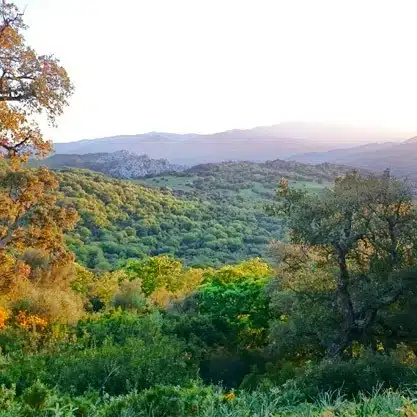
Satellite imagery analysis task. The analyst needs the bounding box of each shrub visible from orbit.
[112,280,146,311]
[296,353,417,398]
[103,385,220,417]
[0,384,16,411]
[76,310,162,346]
[45,336,198,395]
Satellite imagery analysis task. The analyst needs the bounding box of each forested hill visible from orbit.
[58,169,283,269]
[137,159,359,201]
[55,160,354,270]
[41,151,355,188]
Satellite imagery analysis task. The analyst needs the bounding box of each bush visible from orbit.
[45,336,198,395]
[103,385,220,417]
[76,311,162,346]
[0,384,16,411]
[296,353,417,398]
[112,280,146,311]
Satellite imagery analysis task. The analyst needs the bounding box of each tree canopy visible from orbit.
[268,170,417,358]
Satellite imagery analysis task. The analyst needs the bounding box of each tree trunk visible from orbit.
[326,249,355,359]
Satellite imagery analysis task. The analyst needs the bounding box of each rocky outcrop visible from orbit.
[92,151,185,178]
[38,151,186,179]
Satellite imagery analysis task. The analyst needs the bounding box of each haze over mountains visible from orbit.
[54,122,413,166]
[291,136,417,179]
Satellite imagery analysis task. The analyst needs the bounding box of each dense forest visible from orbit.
[3,3,417,416]
[58,168,283,269]
[54,158,353,270]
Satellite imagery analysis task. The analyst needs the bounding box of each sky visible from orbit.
[14,0,417,142]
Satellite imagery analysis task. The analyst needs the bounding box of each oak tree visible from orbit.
[0,1,76,305]
[269,171,417,359]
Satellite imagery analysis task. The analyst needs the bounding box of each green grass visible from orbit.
[135,175,196,191]
[5,386,415,416]
[290,180,330,192]
[137,176,327,201]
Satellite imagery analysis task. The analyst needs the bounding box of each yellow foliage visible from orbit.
[0,2,79,328]
[320,410,335,417]
[87,270,127,309]
[71,264,95,296]
[0,167,79,295]
[15,311,48,332]
[224,392,236,402]
[0,307,9,329]
[205,258,272,283]
[399,402,417,417]
[8,263,84,325]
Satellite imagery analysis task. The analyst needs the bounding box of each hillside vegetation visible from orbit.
[3,5,417,416]
[138,159,352,199]
[58,168,283,269]
[34,158,353,271]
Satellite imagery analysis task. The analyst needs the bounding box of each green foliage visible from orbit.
[103,385,219,417]
[58,169,284,270]
[3,159,417,415]
[268,171,417,358]
[296,353,417,398]
[46,337,196,396]
[126,255,183,296]
[197,279,271,349]
[0,384,16,411]
[21,380,49,410]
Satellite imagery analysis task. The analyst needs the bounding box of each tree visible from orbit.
[126,255,184,296]
[0,1,73,159]
[268,171,417,358]
[0,167,78,291]
[0,2,76,310]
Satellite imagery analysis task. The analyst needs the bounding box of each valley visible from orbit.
[3,3,417,413]
[53,158,345,270]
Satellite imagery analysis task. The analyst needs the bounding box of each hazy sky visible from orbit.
[14,0,417,142]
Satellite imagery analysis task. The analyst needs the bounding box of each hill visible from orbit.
[32,151,185,179]
[137,159,356,201]
[55,159,354,270]
[53,122,411,165]
[290,137,417,179]
[58,169,284,269]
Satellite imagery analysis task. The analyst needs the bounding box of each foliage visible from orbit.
[268,171,417,358]
[1,382,417,416]
[3,12,417,410]
[0,1,78,337]
[0,1,73,159]
[126,255,183,296]
[0,313,198,395]
[0,167,78,292]
[58,169,283,269]
[295,353,417,398]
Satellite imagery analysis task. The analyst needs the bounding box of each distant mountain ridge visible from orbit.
[290,137,417,179]
[54,122,412,165]
[34,150,186,179]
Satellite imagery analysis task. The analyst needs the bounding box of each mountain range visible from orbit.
[290,136,417,179]
[54,122,412,165]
